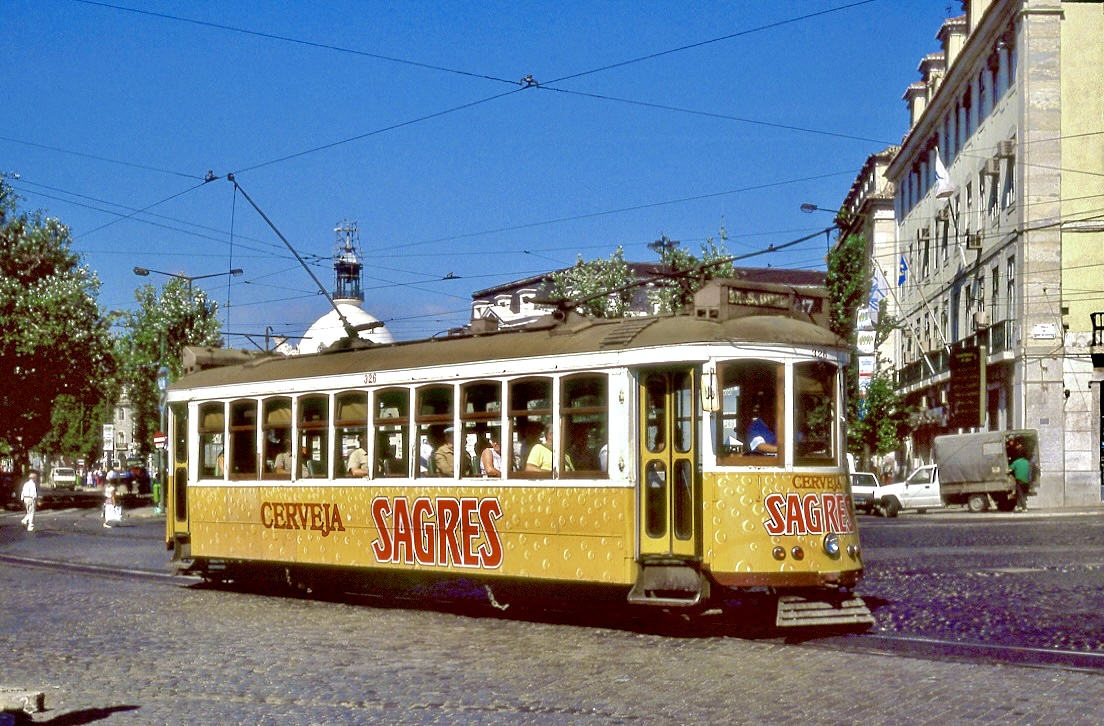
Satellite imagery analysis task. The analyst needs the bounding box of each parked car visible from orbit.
[850,472,880,514]
[50,466,78,489]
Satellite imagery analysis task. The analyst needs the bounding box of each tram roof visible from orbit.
[172,309,844,392]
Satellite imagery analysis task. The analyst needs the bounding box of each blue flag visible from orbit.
[897,255,909,286]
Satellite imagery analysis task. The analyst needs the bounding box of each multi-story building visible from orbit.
[866,0,1104,506]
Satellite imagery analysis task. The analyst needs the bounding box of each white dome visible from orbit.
[298,302,394,354]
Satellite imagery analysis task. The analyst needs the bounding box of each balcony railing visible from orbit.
[895,318,1015,388]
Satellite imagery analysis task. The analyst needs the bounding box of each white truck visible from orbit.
[870,465,944,517]
[873,430,1039,516]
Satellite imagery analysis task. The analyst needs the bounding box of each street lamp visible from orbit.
[133,266,243,290]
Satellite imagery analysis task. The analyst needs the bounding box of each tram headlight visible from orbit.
[772,546,786,561]
[823,533,841,559]
[790,546,804,561]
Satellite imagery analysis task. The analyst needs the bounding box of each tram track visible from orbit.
[813,630,1104,674]
[6,549,1103,675]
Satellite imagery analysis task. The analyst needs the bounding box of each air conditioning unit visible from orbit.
[918,227,931,241]
[966,232,983,250]
[973,310,990,330]
[997,139,1016,158]
[937,206,950,221]
[985,157,1001,176]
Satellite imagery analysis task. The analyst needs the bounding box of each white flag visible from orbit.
[935,147,955,199]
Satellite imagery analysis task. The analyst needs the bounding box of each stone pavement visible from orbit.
[2,505,1104,724]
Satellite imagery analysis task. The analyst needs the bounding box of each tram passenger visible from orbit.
[273,443,294,475]
[746,402,778,455]
[480,434,503,477]
[377,442,400,476]
[299,445,315,478]
[346,439,369,477]
[526,424,555,474]
[433,426,455,477]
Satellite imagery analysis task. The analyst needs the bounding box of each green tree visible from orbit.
[649,230,736,313]
[825,229,913,466]
[848,372,913,466]
[117,278,221,456]
[825,232,867,340]
[0,175,116,467]
[37,394,119,468]
[549,246,638,318]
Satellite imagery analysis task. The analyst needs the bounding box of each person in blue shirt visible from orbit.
[746,403,778,455]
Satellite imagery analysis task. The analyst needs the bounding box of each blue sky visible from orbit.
[4,0,950,344]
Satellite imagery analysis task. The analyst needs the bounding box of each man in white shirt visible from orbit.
[20,470,39,532]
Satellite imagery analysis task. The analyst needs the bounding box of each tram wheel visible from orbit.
[967,493,990,513]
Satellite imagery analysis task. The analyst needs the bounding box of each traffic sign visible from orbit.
[153,431,168,449]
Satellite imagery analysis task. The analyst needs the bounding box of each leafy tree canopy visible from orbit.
[117,278,221,455]
[549,246,637,318]
[548,229,735,318]
[0,174,115,465]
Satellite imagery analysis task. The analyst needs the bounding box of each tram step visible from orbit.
[626,563,703,607]
[775,594,875,628]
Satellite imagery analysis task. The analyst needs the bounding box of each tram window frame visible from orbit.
[334,391,368,478]
[416,384,455,478]
[714,360,784,466]
[509,377,553,479]
[197,402,224,479]
[793,360,838,466]
[461,380,503,479]
[560,374,608,479]
[262,397,293,480]
[228,399,259,480]
[299,394,329,479]
[374,387,409,478]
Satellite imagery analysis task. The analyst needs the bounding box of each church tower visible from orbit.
[333,220,364,304]
[297,220,394,354]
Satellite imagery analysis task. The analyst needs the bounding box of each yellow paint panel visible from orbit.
[189,483,636,585]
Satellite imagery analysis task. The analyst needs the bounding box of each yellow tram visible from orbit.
[164,279,871,627]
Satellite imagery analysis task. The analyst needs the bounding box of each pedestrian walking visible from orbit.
[102,474,120,528]
[20,470,39,532]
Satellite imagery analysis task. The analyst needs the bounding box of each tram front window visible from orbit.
[794,360,838,466]
[716,360,783,466]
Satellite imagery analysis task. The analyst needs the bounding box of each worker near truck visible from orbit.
[1008,444,1031,513]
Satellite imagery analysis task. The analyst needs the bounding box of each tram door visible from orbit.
[638,369,698,558]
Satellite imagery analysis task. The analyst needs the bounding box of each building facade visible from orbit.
[867,0,1104,506]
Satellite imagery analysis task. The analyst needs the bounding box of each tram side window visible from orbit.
[198,403,224,478]
[417,385,455,478]
[171,403,189,522]
[794,360,837,466]
[334,391,368,478]
[461,381,503,478]
[229,400,258,479]
[263,397,293,480]
[561,374,608,479]
[509,378,552,478]
[374,388,409,477]
[715,360,783,466]
[172,404,189,466]
[299,395,329,478]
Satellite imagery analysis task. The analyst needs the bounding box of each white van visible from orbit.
[50,467,78,489]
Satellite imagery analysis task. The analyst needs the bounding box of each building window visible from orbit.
[1002,152,1016,210]
[1006,256,1016,321]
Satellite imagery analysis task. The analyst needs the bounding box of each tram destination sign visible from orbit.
[948,344,985,430]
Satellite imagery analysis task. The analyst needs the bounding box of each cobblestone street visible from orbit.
[2,507,1103,724]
